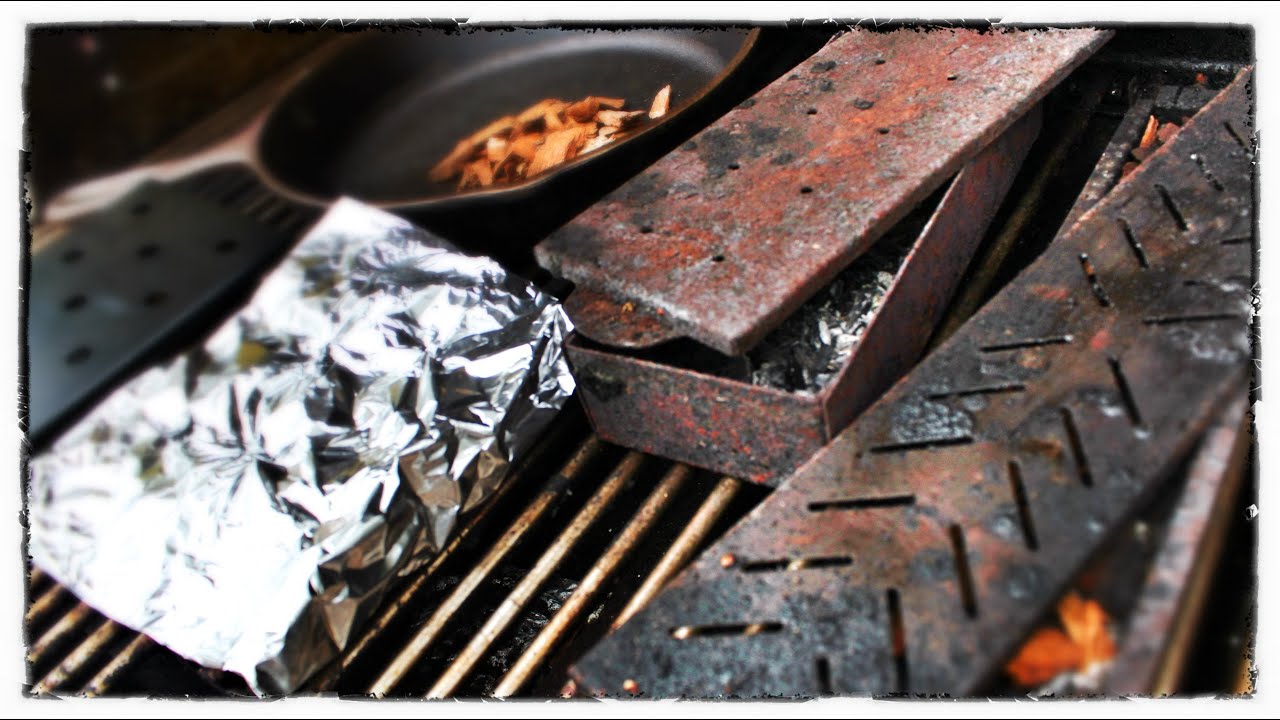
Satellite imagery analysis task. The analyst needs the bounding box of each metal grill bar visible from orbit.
[25,585,68,626]
[367,437,607,696]
[81,635,155,698]
[29,603,95,665]
[426,451,648,698]
[35,618,121,694]
[612,476,742,631]
[493,463,694,697]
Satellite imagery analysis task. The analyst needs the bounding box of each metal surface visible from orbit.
[26,178,296,446]
[1106,393,1251,695]
[930,81,1105,349]
[570,69,1254,698]
[536,27,1109,356]
[567,110,1038,484]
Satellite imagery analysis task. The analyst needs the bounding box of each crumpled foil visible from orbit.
[26,198,576,695]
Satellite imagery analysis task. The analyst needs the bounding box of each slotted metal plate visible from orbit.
[27,178,298,445]
[535,27,1109,355]
[571,69,1254,698]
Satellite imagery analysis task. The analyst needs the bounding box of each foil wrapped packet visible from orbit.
[26,198,576,694]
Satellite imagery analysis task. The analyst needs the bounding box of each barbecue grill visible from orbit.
[22,21,1256,698]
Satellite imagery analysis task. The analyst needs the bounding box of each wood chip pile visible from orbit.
[430,85,672,190]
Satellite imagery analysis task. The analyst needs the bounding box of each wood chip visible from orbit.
[527,126,588,177]
[430,87,670,189]
[565,97,601,122]
[596,109,645,128]
[1004,592,1115,688]
[649,84,671,119]
[1005,629,1084,687]
[1139,114,1159,150]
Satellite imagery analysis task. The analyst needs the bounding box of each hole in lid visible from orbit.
[65,346,91,365]
[639,225,654,234]
[131,202,151,216]
[947,74,958,81]
[805,108,818,115]
[63,294,87,311]
[727,162,740,170]
[215,238,238,254]
[800,186,813,194]
[136,244,159,259]
[877,127,891,135]
[711,254,726,263]
[874,58,886,65]
[61,248,84,264]
[142,291,168,307]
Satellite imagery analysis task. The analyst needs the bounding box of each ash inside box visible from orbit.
[746,188,945,393]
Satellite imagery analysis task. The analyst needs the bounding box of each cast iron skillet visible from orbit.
[44,27,758,231]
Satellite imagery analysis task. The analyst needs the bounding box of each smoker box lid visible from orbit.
[535,26,1110,356]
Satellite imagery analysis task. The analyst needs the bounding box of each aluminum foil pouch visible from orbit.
[26,198,576,694]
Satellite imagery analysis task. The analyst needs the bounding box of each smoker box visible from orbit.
[563,113,1037,484]
[536,28,1108,484]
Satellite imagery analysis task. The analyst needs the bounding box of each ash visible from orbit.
[748,205,933,393]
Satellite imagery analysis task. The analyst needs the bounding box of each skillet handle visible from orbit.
[41,121,260,224]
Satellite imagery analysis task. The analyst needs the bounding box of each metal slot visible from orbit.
[1108,355,1145,427]
[1220,236,1251,246]
[669,622,783,640]
[868,437,974,455]
[948,525,979,619]
[734,555,853,572]
[1059,407,1095,487]
[980,335,1074,353]
[1079,253,1113,307]
[815,656,834,695]
[1143,312,1247,325]
[886,588,908,695]
[1008,460,1039,551]
[927,383,1026,400]
[807,494,916,512]
[1154,183,1189,231]
[1190,153,1224,191]
[1223,121,1248,149]
[1118,217,1150,269]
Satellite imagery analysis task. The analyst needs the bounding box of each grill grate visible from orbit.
[569,69,1254,698]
